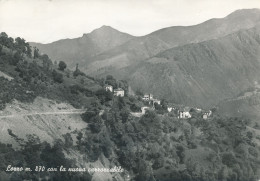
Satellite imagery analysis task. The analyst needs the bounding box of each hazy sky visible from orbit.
[0,0,260,43]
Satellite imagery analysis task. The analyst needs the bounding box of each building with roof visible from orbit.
[104,85,113,92]
[114,88,125,97]
[152,99,161,105]
[143,94,153,101]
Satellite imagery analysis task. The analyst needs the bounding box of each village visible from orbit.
[104,84,213,120]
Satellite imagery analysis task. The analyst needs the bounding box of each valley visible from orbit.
[31,9,260,108]
[1,8,260,181]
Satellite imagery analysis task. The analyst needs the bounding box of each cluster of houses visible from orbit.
[140,93,213,120]
[104,84,125,97]
[167,105,212,120]
[105,85,213,120]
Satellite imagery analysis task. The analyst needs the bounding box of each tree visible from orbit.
[0,32,9,46]
[176,145,186,164]
[95,89,113,104]
[58,61,67,71]
[105,75,117,88]
[0,32,14,49]
[161,99,168,110]
[14,37,26,53]
[25,43,32,57]
[41,54,52,70]
[52,70,63,83]
[33,47,40,59]
[11,51,22,65]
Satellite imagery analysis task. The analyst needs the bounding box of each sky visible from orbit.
[0,0,260,43]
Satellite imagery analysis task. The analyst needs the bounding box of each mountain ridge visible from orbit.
[81,8,260,75]
[30,25,135,68]
[31,8,260,70]
[117,25,260,108]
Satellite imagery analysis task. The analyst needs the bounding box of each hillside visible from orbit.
[30,25,134,68]
[106,24,260,108]
[218,86,260,122]
[0,97,87,148]
[149,8,260,47]
[1,33,260,181]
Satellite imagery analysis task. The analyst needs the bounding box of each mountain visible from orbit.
[123,25,260,108]
[82,8,260,74]
[32,9,260,73]
[149,8,260,47]
[30,25,134,68]
[30,9,260,108]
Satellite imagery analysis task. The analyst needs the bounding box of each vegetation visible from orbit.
[58,61,67,71]
[0,138,91,181]
[0,32,260,181]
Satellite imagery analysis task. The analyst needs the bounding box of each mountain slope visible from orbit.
[1,32,260,181]
[124,25,260,108]
[83,8,260,74]
[218,86,260,122]
[149,8,260,46]
[30,25,134,68]
[31,9,260,74]
[0,97,87,148]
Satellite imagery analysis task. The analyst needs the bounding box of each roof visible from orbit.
[179,107,190,112]
[114,88,124,91]
[153,99,160,102]
[104,84,113,87]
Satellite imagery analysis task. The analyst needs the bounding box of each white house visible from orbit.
[143,94,153,101]
[104,85,113,92]
[167,107,173,112]
[203,114,208,120]
[202,110,212,119]
[178,107,191,119]
[179,111,192,119]
[195,108,202,112]
[167,107,176,112]
[114,88,125,97]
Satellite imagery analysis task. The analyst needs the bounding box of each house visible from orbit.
[202,114,208,120]
[202,110,212,119]
[153,99,161,105]
[26,90,34,94]
[178,107,191,119]
[167,107,176,112]
[179,111,192,119]
[167,107,173,112]
[195,108,202,113]
[143,94,153,101]
[167,104,176,112]
[114,88,125,97]
[141,106,150,114]
[104,85,113,92]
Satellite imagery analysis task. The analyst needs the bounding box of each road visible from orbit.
[0,109,86,119]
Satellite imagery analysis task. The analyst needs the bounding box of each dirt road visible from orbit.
[0,109,86,119]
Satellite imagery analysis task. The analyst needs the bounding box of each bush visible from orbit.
[222,152,237,167]
[58,61,67,71]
